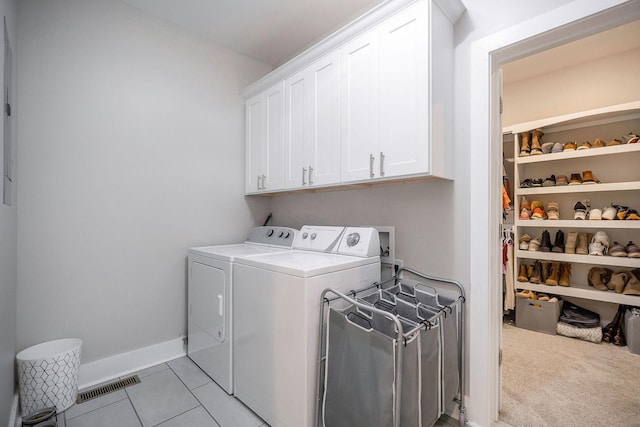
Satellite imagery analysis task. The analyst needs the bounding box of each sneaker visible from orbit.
[519,234,531,250]
[555,175,568,186]
[588,208,602,220]
[622,132,639,144]
[593,230,610,247]
[589,240,606,256]
[627,242,640,258]
[614,205,629,220]
[519,208,530,220]
[568,173,582,185]
[573,201,588,220]
[542,175,556,186]
[602,205,617,220]
[625,209,640,220]
[551,142,564,153]
[577,140,592,150]
[528,237,541,251]
[609,242,627,257]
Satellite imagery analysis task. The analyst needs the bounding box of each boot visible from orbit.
[545,261,561,286]
[540,230,552,252]
[530,260,542,284]
[623,269,640,295]
[519,132,531,156]
[541,261,552,283]
[609,271,630,293]
[517,264,529,282]
[565,232,578,254]
[575,232,589,255]
[588,267,613,291]
[527,264,534,279]
[613,305,627,346]
[531,129,544,155]
[559,263,571,287]
[551,230,565,253]
[603,307,623,343]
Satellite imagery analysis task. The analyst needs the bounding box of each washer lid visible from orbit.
[188,244,290,262]
[234,250,380,278]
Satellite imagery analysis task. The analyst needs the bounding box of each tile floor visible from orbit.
[52,356,459,427]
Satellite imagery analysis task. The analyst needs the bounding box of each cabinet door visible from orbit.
[262,83,285,191]
[307,51,341,186]
[340,30,379,183]
[378,1,429,177]
[284,69,308,189]
[245,94,263,193]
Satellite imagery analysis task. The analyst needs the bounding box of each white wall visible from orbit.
[503,47,640,126]
[0,0,17,422]
[16,0,271,363]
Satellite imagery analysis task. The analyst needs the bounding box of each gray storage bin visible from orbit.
[625,308,640,355]
[516,298,563,335]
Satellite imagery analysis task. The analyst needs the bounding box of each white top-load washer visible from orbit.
[187,226,298,394]
[233,225,381,427]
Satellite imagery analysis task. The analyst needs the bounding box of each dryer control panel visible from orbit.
[245,226,298,247]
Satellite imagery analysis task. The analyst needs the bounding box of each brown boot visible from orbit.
[559,263,571,287]
[519,132,531,156]
[623,269,640,295]
[545,261,560,285]
[588,267,613,291]
[541,261,552,283]
[609,271,630,293]
[531,129,544,155]
[527,264,534,279]
[575,232,589,255]
[530,260,542,284]
[517,264,529,282]
[565,232,578,254]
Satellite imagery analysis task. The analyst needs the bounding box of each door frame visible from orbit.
[468,1,640,426]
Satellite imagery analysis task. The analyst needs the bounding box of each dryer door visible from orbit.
[190,262,226,343]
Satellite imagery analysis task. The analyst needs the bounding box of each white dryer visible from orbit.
[233,225,381,427]
[187,226,297,394]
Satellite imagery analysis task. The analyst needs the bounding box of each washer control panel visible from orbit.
[337,227,380,257]
[245,226,298,247]
[293,226,345,252]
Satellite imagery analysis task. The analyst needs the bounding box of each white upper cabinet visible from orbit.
[245,82,285,194]
[244,0,462,194]
[285,52,341,189]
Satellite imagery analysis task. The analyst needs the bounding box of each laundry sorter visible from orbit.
[317,267,466,427]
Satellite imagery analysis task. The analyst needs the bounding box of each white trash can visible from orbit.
[16,338,82,414]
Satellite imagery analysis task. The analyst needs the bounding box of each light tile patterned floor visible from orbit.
[52,356,460,426]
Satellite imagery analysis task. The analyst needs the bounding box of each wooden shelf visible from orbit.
[515,249,640,268]
[517,181,640,195]
[515,219,640,229]
[515,281,640,306]
[515,141,640,164]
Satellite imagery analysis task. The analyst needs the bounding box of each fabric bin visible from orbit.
[16,338,82,413]
[516,298,563,335]
[625,308,640,355]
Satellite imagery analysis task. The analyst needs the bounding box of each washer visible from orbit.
[233,225,381,427]
[187,226,298,394]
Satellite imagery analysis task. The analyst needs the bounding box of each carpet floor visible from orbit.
[500,322,640,427]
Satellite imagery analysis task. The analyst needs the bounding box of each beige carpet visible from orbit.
[500,323,640,427]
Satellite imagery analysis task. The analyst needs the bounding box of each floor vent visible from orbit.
[76,375,140,404]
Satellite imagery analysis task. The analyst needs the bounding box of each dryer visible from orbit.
[233,225,381,427]
[187,226,297,394]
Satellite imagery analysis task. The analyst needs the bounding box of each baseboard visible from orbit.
[8,393,18,427]
[78,337,186,389]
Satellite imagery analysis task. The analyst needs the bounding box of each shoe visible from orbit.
[517,263,529,282]
[592,230,609,248]
[551,142,564,153]
[609,271,630,293]
[555,175,568,186]
[622,132,639,144]
[588,208,602,220]
[609,242,627,257]
[516,289,534,298]
[623,269,640,295]
[531,129,543,155]
[527,264,534,278]
[627,241,640,258]
[519,208,530,220]
[541,142,554,154]
[530,178,543,187]
[530,260,542,284]
[565,232,578,254]
[625,209,640,220]
[614,204,629,220]
[540,230,552,252]
[518,234,531,250]
[588,240,606,256]
[568,173,582,185]
[602,205,617,220]
[551,230,565,253]
[541,260,552,283]
[548,296,559,302]
[542,175,556,186]
[606,138,622,147]
[537,293,550,301]
[592,138,606,148]
[575,232,589,255]
[559,263,571,287]
[528,237,541,251]
[577,140,592,150]
[520,196,531,211]
[573,200,588,220]
[563,141,577,151]
[530,200,547,220]
[547,201,559,220]
[582,170,597,184]
[588,267,613,291]
[519,132,531,156]
[545,262,561,286]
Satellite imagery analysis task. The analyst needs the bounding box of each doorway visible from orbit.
[468,1,640,426]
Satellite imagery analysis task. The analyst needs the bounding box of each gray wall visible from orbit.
[16,0,270,364]
[0,0,17,422]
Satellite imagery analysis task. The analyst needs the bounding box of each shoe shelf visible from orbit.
[515,141,640,164]
[517,181,640,195]
[515,249,640,269]
[515,281,640,306]
[515,219,640,229]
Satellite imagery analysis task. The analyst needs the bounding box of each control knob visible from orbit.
[346,232,360,247]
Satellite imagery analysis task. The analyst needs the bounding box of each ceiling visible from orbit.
[502,19,640,84]
[119,0,386,67]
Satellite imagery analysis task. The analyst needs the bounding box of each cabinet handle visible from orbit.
[380,152,385,177]
[261,174,266,190]
[309,166,314,185]
[302,167,307,185]
[257,175,262,190]
[369,154,375,178]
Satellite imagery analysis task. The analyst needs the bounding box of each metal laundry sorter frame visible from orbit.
[317,267,467,427]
